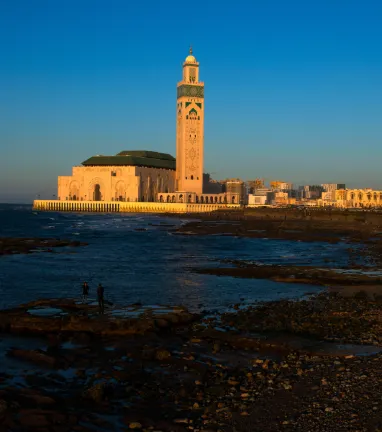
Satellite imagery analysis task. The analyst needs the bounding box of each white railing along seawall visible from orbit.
[33,200,241,213]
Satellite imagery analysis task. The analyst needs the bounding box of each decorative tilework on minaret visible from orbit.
[176,48,204,195]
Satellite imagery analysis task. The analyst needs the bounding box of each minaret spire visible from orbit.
[176,48,204,195]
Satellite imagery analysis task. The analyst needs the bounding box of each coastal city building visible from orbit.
[248,194,267,206]
[247,178,265,194]
[322,183,346,192]
[248,186,273,206]
[270,181,293,191]
[228,180,247,205]
[321,190,336,201]
[274,191,289,205]
[203,174,223,194]
[299,185,324,200]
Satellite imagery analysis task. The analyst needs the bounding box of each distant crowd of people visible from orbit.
[82,281,105,313]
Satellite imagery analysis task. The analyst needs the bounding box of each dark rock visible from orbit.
[8,349,57,367]
[83,383,104,403]
[18,410,50,428]
[0,399,7,418]
[155,349,171,361]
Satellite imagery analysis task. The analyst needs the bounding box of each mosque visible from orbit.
[56,49,241,206]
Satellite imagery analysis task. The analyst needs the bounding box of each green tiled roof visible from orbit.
[117,150,175,161]
[82,150,176,170]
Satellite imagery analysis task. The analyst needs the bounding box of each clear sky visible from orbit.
[1,0,382,203]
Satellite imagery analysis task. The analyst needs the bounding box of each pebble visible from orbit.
[129,423,142,429]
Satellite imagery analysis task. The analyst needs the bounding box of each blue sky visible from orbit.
[1,0,382,202]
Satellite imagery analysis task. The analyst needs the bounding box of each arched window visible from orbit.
[167,196,171,203]
[188,195,192,203]
[189,108,198,119]
[160,195,164,202]
[351,193,355,200]
[232,196,236,204]
[191,175,194,180]
[358,193,363,200]
[200,196,204,203]
[172,195,176,203]
[179,194,184,203]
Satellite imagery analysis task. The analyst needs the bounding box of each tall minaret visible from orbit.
[176,47,204,195]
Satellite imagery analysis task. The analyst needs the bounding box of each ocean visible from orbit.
[0,204,351,311]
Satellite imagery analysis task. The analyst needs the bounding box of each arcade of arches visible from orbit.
[334,189,382,208]
[157,192,240,204]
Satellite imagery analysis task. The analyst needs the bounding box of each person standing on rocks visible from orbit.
[82,281,89,302]
[97,283,105,314]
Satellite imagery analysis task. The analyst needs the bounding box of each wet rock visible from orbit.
[0,399,7,417]
[8,349,57,367]
[18,409,50,428]
[206,385,225,396]
[155,318,169,328]
[84,383,104,403]
[155,349,171,361]
[0,237,88,256]
[129,422,142,429]
[212,343,220,353]
[25,393,56,406]
[0,299,196,338]
[174,418,189,424]
[141,346,156,360]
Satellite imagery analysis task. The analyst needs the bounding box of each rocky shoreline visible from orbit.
[174,213,380,244]
[2,209,382,430]
[194,260,382,286]
[0,237,88,256]
[174,208,382,289]
[1,292,382,431]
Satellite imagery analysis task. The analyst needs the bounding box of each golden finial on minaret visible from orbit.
[189,45,193,55]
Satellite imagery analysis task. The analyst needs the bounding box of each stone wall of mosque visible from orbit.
[57,165,176,203]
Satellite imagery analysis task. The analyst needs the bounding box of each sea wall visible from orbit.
[32,200,241,213]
